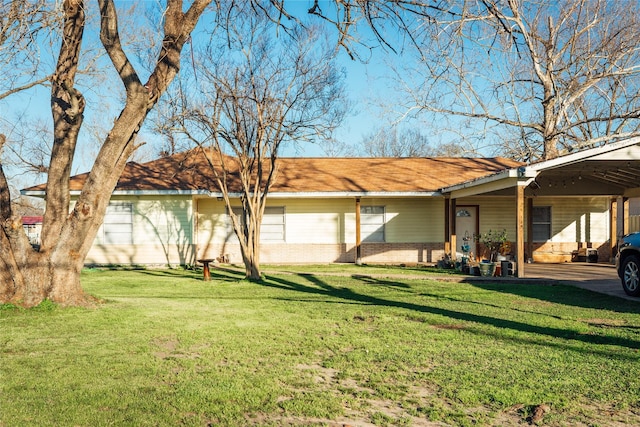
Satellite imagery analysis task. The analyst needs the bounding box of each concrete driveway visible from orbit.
[521,262,636,301]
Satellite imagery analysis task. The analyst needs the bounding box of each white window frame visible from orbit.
[532,206,552,242]
[361,205,385,243]
[261,206,286,242]
[227,206,286,242]
[100,202,133,245]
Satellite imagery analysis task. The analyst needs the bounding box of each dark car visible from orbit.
[616,232,640,296]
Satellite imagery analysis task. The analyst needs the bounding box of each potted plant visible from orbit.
[437,252,455,269]
[475,229,508,276]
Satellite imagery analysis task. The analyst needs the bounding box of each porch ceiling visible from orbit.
[447,140,640,198]
[528,158,640,197]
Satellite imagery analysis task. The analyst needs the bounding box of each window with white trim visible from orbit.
[261,206,286,241]
[100,202,133,244]
[532,206,551,242]
[361,206,385,242]
[228,206,285,242]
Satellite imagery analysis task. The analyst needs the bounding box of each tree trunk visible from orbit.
[240,208,263,280]
[542,81,559,160]
[0,234,92,307]
[226,197,264,281]
[242,248,262,280]
[0,0,210,307]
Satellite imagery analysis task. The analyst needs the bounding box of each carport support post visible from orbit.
[526,197,533,264]
[355,197,362,265]
[611,196,629,259]
[624,197,630,236]
[444,197,450,255]
[516,184,526,277]
[448,198,457,261]
[610,198,617,261]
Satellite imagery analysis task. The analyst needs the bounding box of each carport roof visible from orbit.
[441,137,640,198]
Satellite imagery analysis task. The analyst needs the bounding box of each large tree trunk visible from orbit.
[0,0,210,307]
[241,246,262,280]
[541,79,559,160]
[239,206,263,281]
[240,225,262,281]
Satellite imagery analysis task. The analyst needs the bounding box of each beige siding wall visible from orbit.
[457,195,611,262]
[86,195,194,266]
[354,198,444,243]
[458,197,518,238]
[196,198,236,246]
[284,198,352,244]
[533,197,609,243]
[196,197,445,263]
[457,196,609,241]
[530,196,610,262]
[82,194,612,266]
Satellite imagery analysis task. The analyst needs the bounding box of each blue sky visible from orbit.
[0,1,415,189]
[282,0,414,157]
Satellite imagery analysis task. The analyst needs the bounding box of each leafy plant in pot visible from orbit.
[475,229,508,276]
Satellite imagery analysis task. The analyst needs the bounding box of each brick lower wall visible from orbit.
[84,240,613,266]
[200,241,613,265]
[531,241,611,263]
[360,243,445,264]
[199,242,446,264]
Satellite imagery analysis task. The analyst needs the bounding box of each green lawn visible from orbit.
[2,266,640,426]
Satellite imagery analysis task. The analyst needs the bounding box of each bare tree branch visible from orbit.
[160,10,345,278]
[395,0,640,161]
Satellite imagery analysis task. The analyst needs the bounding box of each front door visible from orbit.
[455,206,478,260]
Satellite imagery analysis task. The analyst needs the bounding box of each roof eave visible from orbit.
[528,137,640,172]
[60,189,444,198]
[441,168,520,193]
[22,189,443,198]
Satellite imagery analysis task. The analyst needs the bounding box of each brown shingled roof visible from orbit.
[26,149,523,194]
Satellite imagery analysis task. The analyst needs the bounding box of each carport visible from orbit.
[441,137,640,278]
[521,262,635,300]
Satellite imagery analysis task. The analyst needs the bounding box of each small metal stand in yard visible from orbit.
[460,232,472,274]
[197,259,215,281]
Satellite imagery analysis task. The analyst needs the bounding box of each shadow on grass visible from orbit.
[260,272,640,355]
[131,265,247,283]
[463,280,640,314]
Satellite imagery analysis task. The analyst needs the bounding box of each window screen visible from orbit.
[229,206,285,242]
[361,206,385,242]
[532,206,551,242]
[102,203,133,244]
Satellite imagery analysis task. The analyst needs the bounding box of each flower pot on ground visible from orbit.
[478,261,496,277]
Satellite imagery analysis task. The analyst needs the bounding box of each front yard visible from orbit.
[1,266,639,426]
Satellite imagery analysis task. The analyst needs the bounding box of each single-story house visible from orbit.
[21,137,640,277]
[21,216,43,246]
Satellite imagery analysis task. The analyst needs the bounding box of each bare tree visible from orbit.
[1,0,424,306]
[0,1,57,102]
[351,125,472,157]
[394,0,640,161]
[0,0,520,306]
[164,8,346,280]
[0,2,56,190]
[1,0,210,307]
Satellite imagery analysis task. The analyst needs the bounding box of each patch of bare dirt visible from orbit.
[432,323,466,330]
[581,318,627,327]
[265,362,640,427]
[151,336,203,360]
